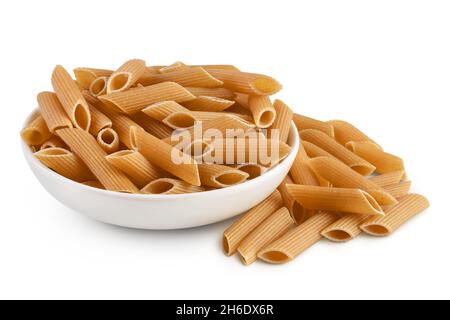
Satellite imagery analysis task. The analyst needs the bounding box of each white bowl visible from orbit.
[22,121,299,230]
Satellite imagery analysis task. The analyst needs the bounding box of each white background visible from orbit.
[0,0,449,300]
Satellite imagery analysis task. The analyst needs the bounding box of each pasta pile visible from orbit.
[224,115,429,265]
[21,60,291,193]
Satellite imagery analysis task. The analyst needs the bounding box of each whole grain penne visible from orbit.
[369,170,405,187]
[141,101,197,130]
[192,64,240,72]
[277,176,309,224]
[138,67,223,88]
[106,150,161,188]
[73,67,113,89]
[183,96,235,112]
[268,99,293,143]
[140,178,205,194]
[308,156,397,206]
[21,114,52,146]
[233,163,266,180]
[300,129,375,176]
[198,163,249,188]
[51,65,91,131]
[37,92,73,133]
[34,147,94,182]
[321,214,367,242]
[99,82,195,114]
[56,128,138,193]
[286,184,384,216]
[360,194,429,236]
[89,104,112,136]
[247,95,276,128]
[302,141,336,159]
[189,111,253,123]
[207,69,282,96]
[96,127,119,154]
[131,112,173,139]
[182,139,215,162]
[238,207,295,265]
[346,141,404,174]
[223,190,283,256]
[293,114,334,137]
[131,127,201,186]
[107,59,147,94]
[257,211,338,264]
[327,119,380,148]
[81,180,104,189]
[89,76,108,97]
[185,87,236,100]
[159,61,187,73]
[383,181,412,199]
[40,135,67,150]
[289,146,320,186]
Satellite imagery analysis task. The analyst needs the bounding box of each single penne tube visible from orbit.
[321,214,367,242]
[89,104,112,136]
[383,181,412,199]
[81,180,104,189]
[138,67,223,88]
[182,139,215,162]
[107,59,147,94]
[73,67,113,89]
[37,91,73,133]
[56,128,138,193]
[360,194,429,236]
[183,96,235,112]
[206,69,282,96]
[308,156,397,206]
[141,101,197,130]
[34,147,94,182]
[268,99,293,143]
[98,81,196,114]
[131,127,201,186]
[346,141,405,174]
[238,207,295,265]
[289,146,320,186]
[159,61,187,73]
[302,141,336,159]
[257,211,338,264]
[51,65,91,131]
[21,114,52,146]
[188,111,253,123]
[191,64,240,72]
[89,76,108,97]
[286,184,384,216]
[369,170,405,187]
[185,87,236,100]
[247,95,276,128]
[234,93,249,108]
[300,129,375,176]
[106,150,161,188]
[131,112,173,139]
[293,114,334,137]
[40,135,67,150]
[140,178,205,194]
[327,119,381,148]
[233,163,266,180]
[96,127,119,154]
[277,176,311,224]
[223,190,283,256]
[198,163,249,188]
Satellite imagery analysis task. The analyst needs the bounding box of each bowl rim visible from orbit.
[22,113,299,200]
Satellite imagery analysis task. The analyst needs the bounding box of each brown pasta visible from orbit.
[327,119,380,148]
[21,114,52,146]
[277,176,309,224]
[138,67,223,88]
[185,87,236,100]
[88,104,112,136]
[268,99,293,143]
[321,214,367,242]
[289,146,320,186]
[81,180,104,189]
[369,170,405,187]
[383,181,412,199]
[107,59,147,94]
[293,114,334,137]
[198,164,249,188]
[89,76,108,97]
[96,128,119,154]
[141,101,197,130]
[73,67,113,89]
[233,163,266,180]
[159,61,187,73]
[140,178,205,195]
[247,95,276,128]
[183,96,235,112]
[37,91,73,133]
[131,112,173,139]
[302,141,336,159]
[40,135,67,150]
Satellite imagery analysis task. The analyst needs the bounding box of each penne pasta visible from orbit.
[286,184,384,216]
[277,176,309,224]
[159,61,187,73]
[183,96,235,112]
[96,128,119,154]
[346,141,405,174]
[293,114,334,137]
[369,170,405,187]
[40,135,67,150]
[302,141,336,159]
[52,65,91,131]
[81,180,104,189]
[107,59,147,94]
[185,87,236,100]
[234,93,249,108]
[139,67,223,88]
[233,163,266,180]
[37,91,73,133]
[21,114,52,146]
[206,69,282,96]
[192,64,240,72]
[89,76,108,97]
[247,95,276,128]
[238,207,295,265]
[223,190,283,256]
[56,128,138,193]
[327,119,380,148]
[140,178,205,195]
[198,163,249,188]
[131,127,201,186]
[181,139,215,162]
[258,211,338,264]
[73,67,113,89]
[308,156,397,206]
[383,181,412,199]
[106,150,161,188]
[34,147,94,182]
[89,104,112,136]
[321,214,367,242]
[98,81,196,114]
[131,112,173,139]
[289,146,320,186]
[268,99,293,143]
[300,129,375,176]
[360,194,429,236]
[189,111,253,123]
[141,101,197,130]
